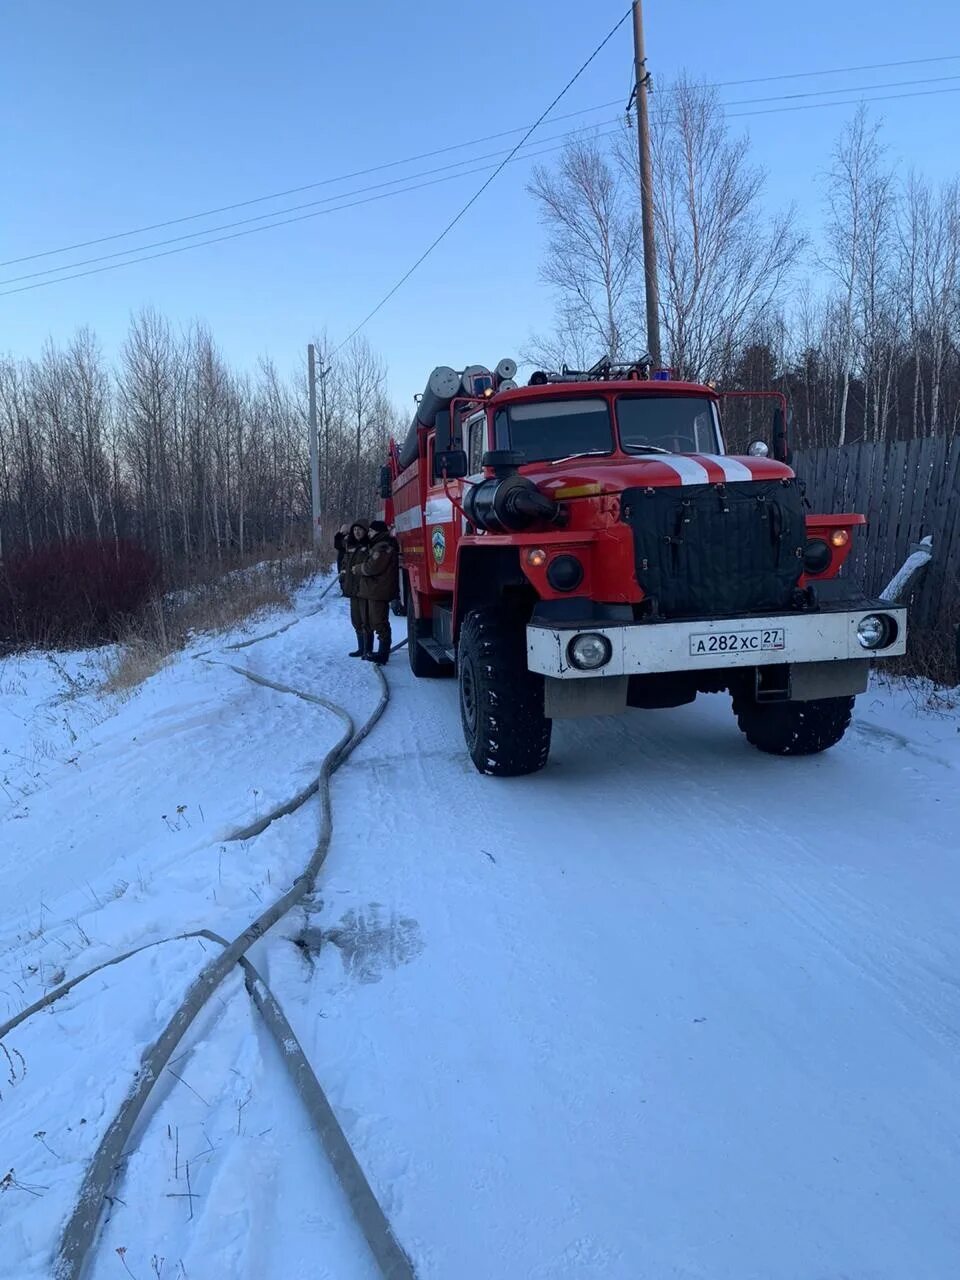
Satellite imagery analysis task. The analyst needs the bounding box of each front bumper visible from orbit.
[526,604,907,679]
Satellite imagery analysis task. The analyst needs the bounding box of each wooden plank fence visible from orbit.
[792,437,960,632]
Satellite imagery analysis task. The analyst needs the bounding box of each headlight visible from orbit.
[857,614,896,650]
[803,538,831,575]
[567,633,612,670]
[546,554,584,592]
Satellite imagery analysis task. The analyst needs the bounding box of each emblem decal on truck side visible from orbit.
[432,527,446,564]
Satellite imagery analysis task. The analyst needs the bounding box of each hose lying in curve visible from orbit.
[1,584,346,1042]
[0,628,408,1041]
[30,593,416,1279]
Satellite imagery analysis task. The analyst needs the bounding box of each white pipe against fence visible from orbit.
[880,535,934,603]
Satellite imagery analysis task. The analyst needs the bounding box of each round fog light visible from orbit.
[857,614,893,650]
[568,632,612,671]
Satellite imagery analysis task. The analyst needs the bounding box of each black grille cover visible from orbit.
[621,479,806,619]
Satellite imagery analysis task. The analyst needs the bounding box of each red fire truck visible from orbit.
[380,357,907,777]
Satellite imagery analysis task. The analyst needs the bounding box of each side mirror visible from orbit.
[747,440,769,458]
[434,409,452,453]
[772,406,789,463]
[434,449,468,481]
[378,465,392,499]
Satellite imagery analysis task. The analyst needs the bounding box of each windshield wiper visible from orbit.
[623,444,671,454]
[549,449,609,466]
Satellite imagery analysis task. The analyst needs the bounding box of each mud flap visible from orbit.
[789,659,870,701]
[544,675,629,719]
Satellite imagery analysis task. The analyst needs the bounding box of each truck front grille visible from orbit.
[620,478,806,619]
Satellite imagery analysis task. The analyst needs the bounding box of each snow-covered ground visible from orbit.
[1,583,959,1279]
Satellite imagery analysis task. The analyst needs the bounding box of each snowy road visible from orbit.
[2,586,959,1279]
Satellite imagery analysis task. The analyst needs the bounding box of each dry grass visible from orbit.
[880,622,959,692]
[100,600,176,695]
[102,552,323,695]
[175,572,293,637]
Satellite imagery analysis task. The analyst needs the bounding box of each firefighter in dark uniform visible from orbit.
[357,519,399,664]
[333,524,351,593]
[342,520,370,657]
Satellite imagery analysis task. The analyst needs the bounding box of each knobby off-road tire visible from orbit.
[458,607,552,776]
[732,694,855,756]
[406,586,453,679]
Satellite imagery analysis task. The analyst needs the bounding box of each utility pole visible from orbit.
[307,343,321,549]
[319,358,329,508]
[632,0,661,368]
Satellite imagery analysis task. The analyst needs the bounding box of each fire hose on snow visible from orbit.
[0,578,416,1280]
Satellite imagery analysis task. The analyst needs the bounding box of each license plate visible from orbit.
[689,628,785,657]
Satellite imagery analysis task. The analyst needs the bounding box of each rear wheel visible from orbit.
[732,694,855,756]
[458,607,552,776]
[406,581,453,679]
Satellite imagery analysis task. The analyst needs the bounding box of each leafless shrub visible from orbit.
[102,553,320,694]
[880,624,959,691]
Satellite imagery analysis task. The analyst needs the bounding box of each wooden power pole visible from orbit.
[307,343,321,549]
[632,0,661,368]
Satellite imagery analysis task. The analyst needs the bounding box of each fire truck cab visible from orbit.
[382,357,907,777]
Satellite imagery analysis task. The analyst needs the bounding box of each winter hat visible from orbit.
[369,519,389,534]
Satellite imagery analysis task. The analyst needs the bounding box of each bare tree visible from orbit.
[340,336,386,514]
[899,173,960,436]
[523,301,597,374]
[118,309,178,562]
[526,137,642,366]
[0,312,403,576]
[821,107,899,443]
[629,76,804,381]
[64,328,111,539]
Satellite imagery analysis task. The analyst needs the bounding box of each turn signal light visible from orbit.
[830,529,850,548]
[526,547,547,568]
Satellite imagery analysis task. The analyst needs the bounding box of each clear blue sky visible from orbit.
[2,0,959,407]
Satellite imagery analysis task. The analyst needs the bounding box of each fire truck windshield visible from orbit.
[616,395,721,454]
[494,398,613,463]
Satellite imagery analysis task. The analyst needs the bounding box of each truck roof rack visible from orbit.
[527,354,653,386]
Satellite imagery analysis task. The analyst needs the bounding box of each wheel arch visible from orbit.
[453,545,537,640]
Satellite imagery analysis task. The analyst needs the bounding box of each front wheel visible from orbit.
[458,608,552,776]
[732,694,855,756]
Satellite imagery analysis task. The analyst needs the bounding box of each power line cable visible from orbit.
[651,81,960,124]
[0,100,625,269]
[0,128,625,299]
[682,71,960,111]
[5,51,958,270]
[332,8,634,352]
[333,74,960,347]
[4,78,960,298]
[0,115,624,287]
[729,81,960,119]
[686,52,960,91]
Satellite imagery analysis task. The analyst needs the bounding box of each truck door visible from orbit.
[424,433,459,592]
